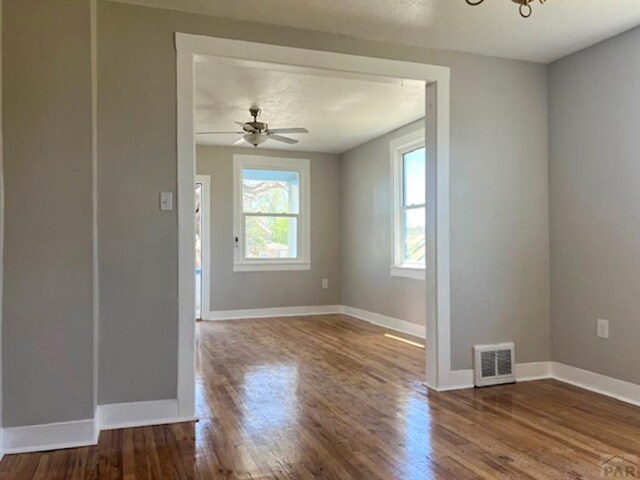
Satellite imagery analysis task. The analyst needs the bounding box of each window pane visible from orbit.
[242,169,299,214]
[403,207,425,265]
[245,216,298,259]
[403,147,426,206]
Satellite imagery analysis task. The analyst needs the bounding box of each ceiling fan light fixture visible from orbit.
[244,132,268,148]
[465,0,547,18]
[196,108,308,148]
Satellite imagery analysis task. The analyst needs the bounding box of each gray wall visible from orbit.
[97,1,179,404]
[96,0,550,405]
[0,0,4,433]
[341,121,427,327]
[447,56,550,369]
[2,0,95,426]
[196,146,341,312]
[549,26,640,385]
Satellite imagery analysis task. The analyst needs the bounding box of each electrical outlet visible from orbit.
[597,319,609,339]
[322,279,329,289]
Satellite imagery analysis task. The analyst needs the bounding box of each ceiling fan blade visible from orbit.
[236,122,258,132]
[233,136,246,145]
[268,134,299,145]
[196,131,244,135]
[268,128,308,134]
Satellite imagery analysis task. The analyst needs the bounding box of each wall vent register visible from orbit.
[473,342,516,387]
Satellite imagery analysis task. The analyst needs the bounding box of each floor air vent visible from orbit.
[473,343,516,387]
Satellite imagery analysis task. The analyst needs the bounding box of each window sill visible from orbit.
[233,261,311,273]
[390,265,426,280]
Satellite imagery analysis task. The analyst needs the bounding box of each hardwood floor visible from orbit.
[1,314,640,479]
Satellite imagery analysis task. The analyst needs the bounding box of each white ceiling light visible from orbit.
[466,0,547,18]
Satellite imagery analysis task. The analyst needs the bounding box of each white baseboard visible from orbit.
[97,399,198,431]
[551,362,640,408]
[203,305,342,321]
[436,361,640,410]
[436,362,553,392]
[2,364,639,455]
[1,400,198,455]
[437,369,474,391]
[203,305,428,341]
[340,306,426,339]
[516,361,553,381]
[2,419,97,455]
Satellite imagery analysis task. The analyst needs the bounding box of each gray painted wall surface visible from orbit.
[196,146,341,312]
[97,1,179,404]
[341,121,427,327]
[0,0,4,433]
[97,0,550,403]
[549,26,640,385]
[2,0,95,426]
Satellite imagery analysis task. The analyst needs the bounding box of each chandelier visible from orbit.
[465,0,547,18]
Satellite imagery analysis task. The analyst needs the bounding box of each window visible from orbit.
[390,130,426,280]
[233,155,310,272]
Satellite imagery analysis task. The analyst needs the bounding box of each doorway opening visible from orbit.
[195,174,210,321]
[176,34,451,419]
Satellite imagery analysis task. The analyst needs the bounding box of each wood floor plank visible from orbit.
[1,314,639,479]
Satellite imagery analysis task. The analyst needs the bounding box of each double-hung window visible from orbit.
[233,155,310,272]
[390,130,426,280]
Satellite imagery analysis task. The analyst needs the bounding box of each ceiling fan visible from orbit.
[196,108,309,147]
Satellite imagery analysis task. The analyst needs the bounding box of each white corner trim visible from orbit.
[390,265,426,281]
[341,306,426,339]
[2,419,98,455]
[551,362,640,408]
[97,399,197,431]
[203,305,342,321]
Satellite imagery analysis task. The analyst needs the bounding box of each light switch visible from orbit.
[597,319,609,339]
[160,192,174,211]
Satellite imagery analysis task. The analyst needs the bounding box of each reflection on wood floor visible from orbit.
[1,314,640,479]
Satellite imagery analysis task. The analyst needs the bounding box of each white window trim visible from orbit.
[390,129,426,281]
[232,154,311,272]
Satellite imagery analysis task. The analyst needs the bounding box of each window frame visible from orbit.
[390,130,426,281]
[233,154,311,272]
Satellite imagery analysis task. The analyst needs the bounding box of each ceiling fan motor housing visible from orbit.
[246,108,268,133]
[244,121,268,133]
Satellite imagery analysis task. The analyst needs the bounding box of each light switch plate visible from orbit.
[160,192,174,211]
[597,319,609,339]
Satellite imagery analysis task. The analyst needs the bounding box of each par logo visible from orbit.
[601,454,638,478]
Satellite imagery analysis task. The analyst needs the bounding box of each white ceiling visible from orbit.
[195,60,425,154]
[113,0,640,63]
